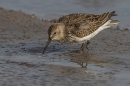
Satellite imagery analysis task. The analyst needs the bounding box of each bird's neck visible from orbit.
[58,27,66,39]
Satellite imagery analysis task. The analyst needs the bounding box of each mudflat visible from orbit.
[0,7,130,86]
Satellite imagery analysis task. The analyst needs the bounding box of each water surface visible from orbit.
[0,0,130,28]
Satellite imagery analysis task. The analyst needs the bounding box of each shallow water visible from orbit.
[0,2,130,86]
[0,0,130,28]
[0,39,130,86]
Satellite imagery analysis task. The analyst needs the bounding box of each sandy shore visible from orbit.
[0,7,130,86]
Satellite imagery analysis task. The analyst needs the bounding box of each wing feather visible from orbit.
[58,11,117,37]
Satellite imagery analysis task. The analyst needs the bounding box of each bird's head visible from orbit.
[43,23,65,54]
[48,23,65,41]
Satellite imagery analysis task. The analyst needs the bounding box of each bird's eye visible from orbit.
[54,32,56,35]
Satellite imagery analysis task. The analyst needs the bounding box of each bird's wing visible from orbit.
[58,11,117,37]
[58,13,97,27]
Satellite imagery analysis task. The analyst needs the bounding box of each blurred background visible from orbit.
[0,0,130,28]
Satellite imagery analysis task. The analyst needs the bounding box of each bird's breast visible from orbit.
[57,36,87,44]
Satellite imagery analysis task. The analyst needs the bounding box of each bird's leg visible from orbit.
[86,41,90,49]
[76,43,85,53]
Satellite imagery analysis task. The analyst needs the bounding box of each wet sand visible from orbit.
[0,7,130,86]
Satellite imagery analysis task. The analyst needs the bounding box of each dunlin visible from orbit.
[43,11,119,54]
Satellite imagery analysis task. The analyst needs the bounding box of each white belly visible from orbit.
[74,20,112,43]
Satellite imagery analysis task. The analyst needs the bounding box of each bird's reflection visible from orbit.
[71,59,88,68]
[64,52,91,68]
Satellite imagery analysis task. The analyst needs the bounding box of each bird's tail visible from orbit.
[107,20,120,26]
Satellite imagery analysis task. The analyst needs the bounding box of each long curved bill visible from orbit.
[42,39,51,54]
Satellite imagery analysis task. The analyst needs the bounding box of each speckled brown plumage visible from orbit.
[58,11,117,37]
[43,11,119,54]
